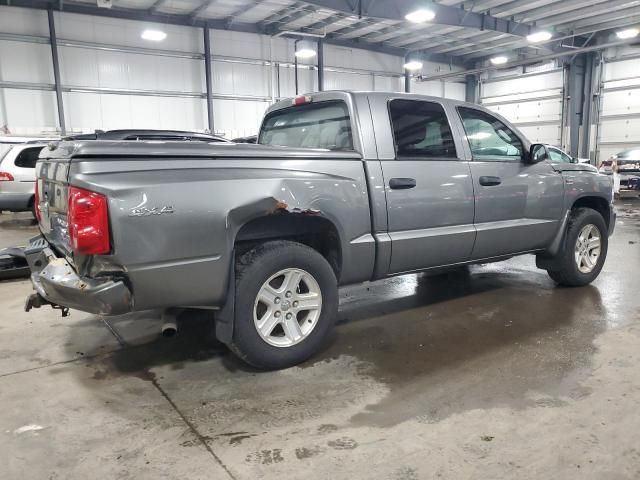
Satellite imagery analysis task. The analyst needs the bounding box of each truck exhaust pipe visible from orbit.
[161,322,177,337]
[161,308,181,337]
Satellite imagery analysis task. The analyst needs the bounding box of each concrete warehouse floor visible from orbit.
[0,200,639,480]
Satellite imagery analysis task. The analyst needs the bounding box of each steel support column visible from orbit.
[567,52,598,158]
[47,9,65,135]
[294,40,299,95]
[203,24,214,133]
[568,55,586,157]
[465,74,478,103]
[317,39,324,92]
[580,52,596,159]
[404,54,410,93]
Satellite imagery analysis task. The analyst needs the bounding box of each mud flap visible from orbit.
[214,251,235,345]
[536,211,570,271]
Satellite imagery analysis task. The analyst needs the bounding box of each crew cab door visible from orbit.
[456,106,565,259]
[372,97,476,274]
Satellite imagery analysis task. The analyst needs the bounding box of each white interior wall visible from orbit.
[480,67,564,146]
[409,60,466,101]
[0,8,57,134]
[410,79,466,101]
[0,5,468,139]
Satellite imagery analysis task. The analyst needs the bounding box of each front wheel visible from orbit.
[230,240,338,370]
[546,207,608,286]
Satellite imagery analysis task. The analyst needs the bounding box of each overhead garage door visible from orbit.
[480,69,564,146]
[597,56,640,162]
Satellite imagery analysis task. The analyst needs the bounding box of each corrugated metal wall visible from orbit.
[0,5,470,139]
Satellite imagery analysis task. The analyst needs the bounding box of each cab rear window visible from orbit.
[259,101,353,151]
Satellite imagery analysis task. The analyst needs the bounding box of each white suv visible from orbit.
[0,143,47,214]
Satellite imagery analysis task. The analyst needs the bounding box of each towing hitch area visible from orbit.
[24,293,70,317]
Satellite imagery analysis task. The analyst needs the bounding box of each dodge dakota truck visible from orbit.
[24,91,615,369]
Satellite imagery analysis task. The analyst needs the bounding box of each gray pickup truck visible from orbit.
[24,91,615,369]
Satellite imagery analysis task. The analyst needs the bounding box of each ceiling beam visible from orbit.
[224,1,261,27]
[552,6,640,31]
[2,0,472,65]
[259,3,308,26]
[302,12,350,32]
[299,0,536,38]
[187,0,214,22]
[515,0,607,23]
[487,0,561,18]
[420,37,639,81]
[537,0,640,28]
[405,31,509,53]
[260,7,318,34]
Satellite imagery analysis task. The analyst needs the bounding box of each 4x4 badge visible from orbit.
[129,206,175,217]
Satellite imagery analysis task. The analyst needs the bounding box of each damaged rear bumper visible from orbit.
[24,237,132,316]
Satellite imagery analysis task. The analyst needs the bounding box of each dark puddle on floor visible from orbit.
[313,267,616,427]
[86,310,230,384]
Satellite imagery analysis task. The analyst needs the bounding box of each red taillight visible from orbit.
[34,180,41,222]
[68,186,110,255]
[0,172,14,181]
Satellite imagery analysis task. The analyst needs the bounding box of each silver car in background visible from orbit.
[0,142,47,214]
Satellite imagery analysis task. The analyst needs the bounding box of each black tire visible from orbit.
[29,197,36,219]
[229,240,338,370]
[546,207,608,287]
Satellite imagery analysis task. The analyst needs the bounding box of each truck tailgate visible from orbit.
[36,155,72,258]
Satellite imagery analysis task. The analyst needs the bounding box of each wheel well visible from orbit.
[234,215,342,279]
[572,196,611,230]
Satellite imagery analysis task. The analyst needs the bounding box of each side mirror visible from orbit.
[528,144,548,163]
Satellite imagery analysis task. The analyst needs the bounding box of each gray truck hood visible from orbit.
[551,163,598,173]
[40,140,362,160]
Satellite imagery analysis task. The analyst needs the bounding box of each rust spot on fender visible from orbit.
[274,200,289,211]
[273,199,321,216]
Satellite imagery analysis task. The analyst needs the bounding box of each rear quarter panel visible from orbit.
[69,156,373,310]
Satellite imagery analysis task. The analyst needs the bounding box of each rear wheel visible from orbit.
[546,207,608,286]
[230,240,338,370]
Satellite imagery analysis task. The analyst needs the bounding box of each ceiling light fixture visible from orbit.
[141,29,167,41]
[404,60,424,71]
[490,55,509,65]
[405,8,436,23]
[295,48,317,59]
[616,28,639,39]
[526,31,552,43]
[295,39,317,58]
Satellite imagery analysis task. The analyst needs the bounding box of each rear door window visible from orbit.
[259,100,353,151]
[388,99,457,159]
[14,146,43,168]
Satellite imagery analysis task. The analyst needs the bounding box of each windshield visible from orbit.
[259,100,353,151]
